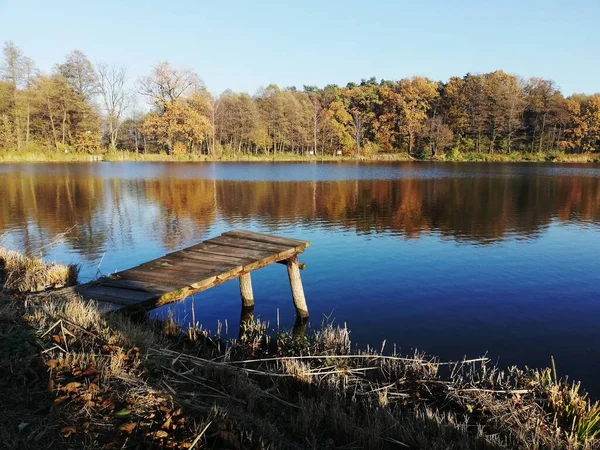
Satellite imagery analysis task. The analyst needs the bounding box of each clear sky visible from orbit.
[0,0,598,96]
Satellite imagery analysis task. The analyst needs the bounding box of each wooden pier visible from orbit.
[75,230,310,318]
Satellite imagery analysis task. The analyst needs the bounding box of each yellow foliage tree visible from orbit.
[396,77,439,155]
[142,99,210,155]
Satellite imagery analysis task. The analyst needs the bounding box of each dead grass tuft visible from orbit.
[0,248,78,292]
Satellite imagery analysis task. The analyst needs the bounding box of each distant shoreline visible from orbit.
[0,150,598,164]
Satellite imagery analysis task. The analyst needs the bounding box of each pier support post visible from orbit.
[286,256,309,318]
[238,273,254,308]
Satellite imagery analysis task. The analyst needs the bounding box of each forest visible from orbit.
[1,40,600,160]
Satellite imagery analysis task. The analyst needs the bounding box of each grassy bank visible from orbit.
[2,148,599,163]
[103,150,415,163]
[0,150,103,163]
[1,250,599,449]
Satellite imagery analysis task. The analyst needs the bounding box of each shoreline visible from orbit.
[0,150,599,164]
[0,249,599,448]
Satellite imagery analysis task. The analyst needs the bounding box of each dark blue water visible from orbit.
[2,162,600,395]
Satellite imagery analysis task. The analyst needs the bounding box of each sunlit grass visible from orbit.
[0,248,78,292]
[530,357,600,444]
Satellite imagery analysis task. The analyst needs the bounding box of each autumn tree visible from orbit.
[138,61,201,112]
[31,74,99,150]
[396,77,439,156]
[1,41,28,149]
[524,78,562,152]
[139,62,210,155]
[56,50,97,101]
[581,95,600,152]
[344,82,379,155]
[143,99,210,154]
[95,62,129,150]
[424,116,454,158]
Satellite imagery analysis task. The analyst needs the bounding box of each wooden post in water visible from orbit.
[238,273,254,307]
[286,256,309,318]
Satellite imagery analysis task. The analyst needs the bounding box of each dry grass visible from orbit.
[149,319,600,449]
[0,248,78,292]
[2,291,599,449]
[0,249,598,448]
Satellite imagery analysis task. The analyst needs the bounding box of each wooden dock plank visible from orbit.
[176,250,255,266]
[223,230,308,248]
[138,256,224,273]
[94,278,176,295]
[186,244,273,261]
[81,285,157,305]
[76,230,310,310]
[117,266,218,286]
[207,236,293,254]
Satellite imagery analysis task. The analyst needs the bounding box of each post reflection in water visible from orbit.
[1,162,600,395]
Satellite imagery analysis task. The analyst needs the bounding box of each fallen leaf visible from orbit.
[155,430,168,439]
[63,382,82,393]
[161,416,172,430]
[82,365,97,376]
[54,395,70,404]
[60,426,77,438]
[119,422,137,434]
[46,359,58,369]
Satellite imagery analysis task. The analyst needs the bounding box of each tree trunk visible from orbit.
[539,114,546,153]
[26,102,30,145]
[133,127,139,153]
[46,96,59,150]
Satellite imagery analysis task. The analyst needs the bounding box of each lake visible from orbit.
[2,161,600,396]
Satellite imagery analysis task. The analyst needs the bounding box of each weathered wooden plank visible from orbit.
[94,278,176,295]
[81,285,157,304]
[207,235,292,254]
[223,230,309,248]
[176,250,255,266]
[186,244,273,261]
[164,251,245,268]
[116,267,217,287]
[138,256,232,274]
[85,292,150,306]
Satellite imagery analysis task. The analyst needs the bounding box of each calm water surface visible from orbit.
[2,162,600,395]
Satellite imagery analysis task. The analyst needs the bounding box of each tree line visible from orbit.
[1,40,599,158]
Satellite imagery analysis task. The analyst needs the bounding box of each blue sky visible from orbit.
[1,0,598,96]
